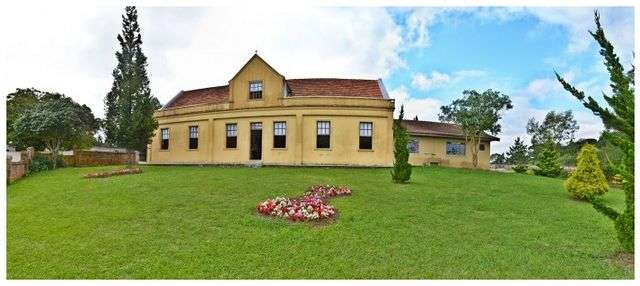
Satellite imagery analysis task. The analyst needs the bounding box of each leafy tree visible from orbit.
[105,6,161,157]
[526,110,579,148]
[490,153,507,165]
[7,88,100,150]
[533,141,563,178]
[391,105,411,183]
[439,89,513,168]
[555,11,634,252]
[565,144,608,200]
[12,100,91,168]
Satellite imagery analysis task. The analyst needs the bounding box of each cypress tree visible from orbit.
[534,141,563,178]
[506,137,530,173]
[391,105,412,183]
[556,11,634,252]
[105,6,160,158]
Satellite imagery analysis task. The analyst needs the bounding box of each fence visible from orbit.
[6,147,138,183]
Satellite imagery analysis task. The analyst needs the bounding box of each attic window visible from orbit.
[249,80,263,99]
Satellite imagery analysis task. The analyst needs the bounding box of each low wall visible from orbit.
[64,150,137,167]
[7,159,28,183]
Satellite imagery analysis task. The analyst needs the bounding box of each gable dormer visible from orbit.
[228,53,285,109]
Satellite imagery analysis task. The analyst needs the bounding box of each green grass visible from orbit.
[7,165,632,279]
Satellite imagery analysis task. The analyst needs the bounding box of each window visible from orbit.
[188,126,198,149]
[359,122,373,150]
[479,144,486,151]
[226,123,237,148]
[249,80,263,99]
[316,121,330,149]
[273,121,286,148]
[446,142,466,155]
[408,137,419,153]
[160,128,169,150]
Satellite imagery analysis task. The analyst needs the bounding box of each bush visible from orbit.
[564,144,608,200]
[512,164,528,174]
[28,154,63,173]
[534,143,563,177]
[29,155,54,173]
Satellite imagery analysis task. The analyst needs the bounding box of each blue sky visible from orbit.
[1,6,634,153]
[379,7,634,152]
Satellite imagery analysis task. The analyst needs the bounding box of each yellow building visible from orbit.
[148,54,498,168]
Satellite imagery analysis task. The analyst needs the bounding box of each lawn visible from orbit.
[6,165,633,279]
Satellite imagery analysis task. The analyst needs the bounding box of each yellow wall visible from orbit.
[407,135,492,169]
[148,106,395,166]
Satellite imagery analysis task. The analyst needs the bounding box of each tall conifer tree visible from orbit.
[105,6,160,157]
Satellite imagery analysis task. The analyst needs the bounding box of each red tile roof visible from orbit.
[401,120,499,141]
[286,78,384,98]
[163,78,385,109]
[164,85,229,109]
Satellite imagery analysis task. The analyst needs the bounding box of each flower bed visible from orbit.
[84,167,143,178]
[256,185,351,222]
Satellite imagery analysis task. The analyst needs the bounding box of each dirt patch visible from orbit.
[609,252,634,272]
[84,167,143,178]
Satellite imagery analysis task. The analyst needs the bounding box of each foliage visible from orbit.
[565,144,609,200]
[28,154,59,173]
[526,110,579,148]
[597,131,625,181]
[555,11,634,252]
[13,100,94,168]
[512,165,528,174]
[506,137,530,164]
[490,153,507,165]
[7,88,100,150]
[391,105,411,183]
[558,138,598,166]
[534,142,563,178]
[104,6,161,155]
[439,89,512,167]
[7,166,631,279]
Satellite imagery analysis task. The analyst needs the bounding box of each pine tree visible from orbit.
[391,105,411,183]
[556,11,634,252]
[506,137,529,173]
[565,144,608,200]
[105,6,160,158]
[534,142,563,178]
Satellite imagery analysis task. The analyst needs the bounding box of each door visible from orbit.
[250,122,262,160]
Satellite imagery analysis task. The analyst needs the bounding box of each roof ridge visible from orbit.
[183,85,229,93]
[286,78,379,81]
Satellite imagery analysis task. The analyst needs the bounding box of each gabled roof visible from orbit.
[163,79,387,109]
[229,53,284,82]
[401,119,500,141]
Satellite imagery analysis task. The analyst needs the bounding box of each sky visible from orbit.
[0,6,634,153]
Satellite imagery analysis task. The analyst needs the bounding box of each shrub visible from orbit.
[534,143,563,177]
[28,154,57,173]
[564,144,608,200]
[512,164,528,174]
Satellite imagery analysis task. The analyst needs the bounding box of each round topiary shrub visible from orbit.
[564,144,608,200]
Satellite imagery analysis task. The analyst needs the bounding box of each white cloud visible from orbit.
[1,7,406,118]
[411,71,450,91]
[388,86,441,121]
[527,7,634,58]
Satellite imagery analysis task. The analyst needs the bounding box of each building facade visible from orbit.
[147,54,498,168]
